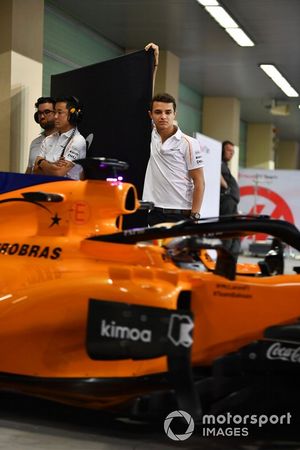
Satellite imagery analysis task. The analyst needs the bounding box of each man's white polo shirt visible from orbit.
[143,126,204,209]
[27,132,46,170]
[38,128,86,179]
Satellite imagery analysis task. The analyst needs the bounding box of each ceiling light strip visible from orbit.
[197,2,254,47]
[225,28,254,47]
[205,6,238,28]
[260,64,299,97]
[196,0,219,5]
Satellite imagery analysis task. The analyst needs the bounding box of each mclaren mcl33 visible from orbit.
[0,158,300,422]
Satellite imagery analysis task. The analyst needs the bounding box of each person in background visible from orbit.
[25,97,56,173]
[33,96,86,180]
[220,140,241,256]
[143,93,205,226]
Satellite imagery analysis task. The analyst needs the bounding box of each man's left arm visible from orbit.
[189,167,205,214]
[34,135,86,177]
[62,134,86,177]
[33,157,73,176]
[185,137,205,215]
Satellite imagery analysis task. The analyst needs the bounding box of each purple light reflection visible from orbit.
[106,176,124,183]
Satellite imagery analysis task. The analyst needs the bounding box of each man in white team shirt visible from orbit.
[25,97,56,173]
[33,96,86,180]
[143,93,205,226]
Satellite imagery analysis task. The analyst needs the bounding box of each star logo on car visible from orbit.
[49,213,61,227]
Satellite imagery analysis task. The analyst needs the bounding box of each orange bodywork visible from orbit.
[0,174,299,408]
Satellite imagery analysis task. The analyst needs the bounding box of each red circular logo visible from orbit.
[240,185,294,240]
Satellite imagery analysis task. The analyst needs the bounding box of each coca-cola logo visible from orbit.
[266,342,300,363]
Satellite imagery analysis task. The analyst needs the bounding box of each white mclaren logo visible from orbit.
[100,320,152,343]
[168,314,194,347]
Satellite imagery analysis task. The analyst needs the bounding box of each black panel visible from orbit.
[51,50,153,204]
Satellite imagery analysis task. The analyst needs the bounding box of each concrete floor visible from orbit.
[0,394,299,449]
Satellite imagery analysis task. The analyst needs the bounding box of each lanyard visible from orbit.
[60,128,76,158]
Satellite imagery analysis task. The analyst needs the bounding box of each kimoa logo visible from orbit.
[100,320,152,342]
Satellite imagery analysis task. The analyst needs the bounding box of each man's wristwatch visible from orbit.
[190,212,201,220]
[37,158,45,167]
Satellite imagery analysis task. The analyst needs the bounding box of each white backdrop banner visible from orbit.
[195,132,221,218]
[239,168,300,239]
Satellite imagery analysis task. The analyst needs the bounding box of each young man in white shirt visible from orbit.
[33,96,86,180]
[143,93,205,225]
[25,97,56,173]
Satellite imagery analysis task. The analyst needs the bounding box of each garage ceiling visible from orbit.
[47,0,300,142]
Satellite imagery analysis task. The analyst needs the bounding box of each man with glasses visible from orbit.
[26,97,56,173]
[33,96,86,180]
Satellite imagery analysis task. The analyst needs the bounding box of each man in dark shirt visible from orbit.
[220,140,240,257]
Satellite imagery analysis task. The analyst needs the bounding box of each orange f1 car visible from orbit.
[0,158,300,420]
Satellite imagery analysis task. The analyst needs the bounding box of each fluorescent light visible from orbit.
[196,0,219,5]
[197,2,255,47]
[260,64,299,97]
[225,28,254,47]
[205,6,238,28]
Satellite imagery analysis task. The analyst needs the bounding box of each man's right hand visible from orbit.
[222,187,231,195]
[54,158,70,167]
[145,42,159,67]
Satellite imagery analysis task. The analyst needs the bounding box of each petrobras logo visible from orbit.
[100,319,152,343]
[266,342,300,363]
[168,314,194,348]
